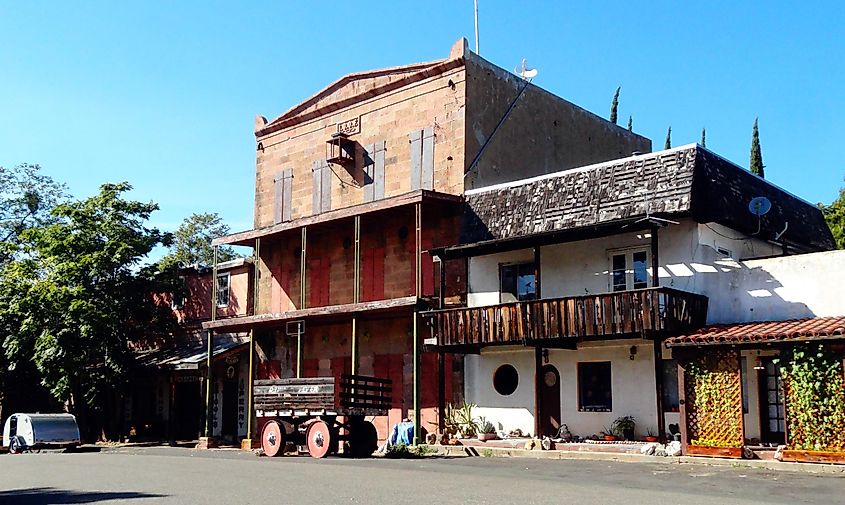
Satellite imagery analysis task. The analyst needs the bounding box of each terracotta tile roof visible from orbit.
[664,317,845,347]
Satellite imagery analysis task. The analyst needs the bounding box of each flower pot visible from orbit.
[477,433,497,442]
[644,436,659,442]
[603,435,617,442]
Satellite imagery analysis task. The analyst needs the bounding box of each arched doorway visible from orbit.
[539,364,561,437]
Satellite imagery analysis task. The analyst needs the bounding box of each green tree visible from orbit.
[0,163,67,263]
[610,86,620,124]
[820,182,845,249]
[161,212,237,269]
[0,183,177,440]
[627,116,633,131]
[701,128,706,148]
[664,126,672,149]
[750,118,765,178]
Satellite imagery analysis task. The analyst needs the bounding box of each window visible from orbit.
[609,249,650,291]
[493,364,519,396]
[171,293,185,310]
[578,362,612,412]
[662,360,680,412]
[500,263,536,302]
[216,273,230,307]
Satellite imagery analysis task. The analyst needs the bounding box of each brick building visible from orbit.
[203,38,650,447]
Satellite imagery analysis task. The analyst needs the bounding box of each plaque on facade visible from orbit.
[337,117,361,136]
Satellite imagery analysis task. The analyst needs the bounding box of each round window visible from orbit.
[493,364,519,396]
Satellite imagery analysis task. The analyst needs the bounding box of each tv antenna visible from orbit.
[748,196,772,235]
[623,189,679,228]
[515,58,538,81]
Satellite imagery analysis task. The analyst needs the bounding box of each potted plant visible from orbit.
[644,428,659,443]
[601,426,618,441]
[455,402,478,439]
[477,417,498,441]
[613,415,636,441]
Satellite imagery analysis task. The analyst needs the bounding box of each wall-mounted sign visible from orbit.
[286,320,305,336]
[337,117,361,136]
[226,365,236,380]
[173,375,201,383]
[225,355,240,365]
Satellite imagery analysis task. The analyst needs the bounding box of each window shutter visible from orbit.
[421,127,435,190]
[363,143,375,202]
[373,140,386,199]
[321,160,331,212]
[409,129,423,191]
[312,160,323,214]
[274,169,293,224]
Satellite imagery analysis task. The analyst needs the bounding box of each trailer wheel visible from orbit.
[346,419,378,458]
[305,420,336,459]
[9,436,25,455]
[261,420,285,457]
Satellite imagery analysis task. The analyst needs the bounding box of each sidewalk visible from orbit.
[431,444,845,475]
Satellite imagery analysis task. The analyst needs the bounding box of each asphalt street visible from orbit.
[1,447,843,505]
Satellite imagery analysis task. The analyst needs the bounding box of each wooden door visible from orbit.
[539,364,561,437]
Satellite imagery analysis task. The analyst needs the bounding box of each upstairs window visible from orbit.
[500,262,536,303]
[609,249,649,291]
[216,273,230,307]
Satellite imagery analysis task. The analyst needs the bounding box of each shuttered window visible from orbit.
[363,141,386,202]
[273,168,293,223]
[312,160,331,214]
[360,247,385,301]
[409,127,435,190]
[308,257,330,307]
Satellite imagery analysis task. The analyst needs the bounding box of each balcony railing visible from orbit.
[422,287,708,348]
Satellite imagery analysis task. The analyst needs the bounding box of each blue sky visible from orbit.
[2,1,843,249]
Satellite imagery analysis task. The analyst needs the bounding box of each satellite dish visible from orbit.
[748,196,772,217]
[514,58,538,80]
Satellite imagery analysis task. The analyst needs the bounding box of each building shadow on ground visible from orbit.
[0,487,165,504]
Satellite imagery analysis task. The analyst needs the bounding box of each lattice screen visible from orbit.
[684,350,744,448]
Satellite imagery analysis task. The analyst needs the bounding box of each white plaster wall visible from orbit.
[465,341,661,438]
[468,249,534,307]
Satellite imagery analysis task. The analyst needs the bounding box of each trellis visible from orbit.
[682,350,744,453]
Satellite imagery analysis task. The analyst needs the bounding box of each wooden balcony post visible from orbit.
[413,203,422,444]
[246,328,255,442]
[352,215,361,376]
[253,238,261,314]
[534,345,542,437]
[677,358,689,455]
[650,226,659,288]
[533,246,541,298]
[205,245,218,438]
[437,350,446,434]
[653,338,666,443]
[300,226,307,309]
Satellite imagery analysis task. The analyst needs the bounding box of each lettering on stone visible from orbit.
[337,117,361,136]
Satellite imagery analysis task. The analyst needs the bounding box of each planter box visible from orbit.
[782,450,845,465]
[686,445,743,459]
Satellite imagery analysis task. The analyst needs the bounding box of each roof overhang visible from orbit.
[214,190,463,247]
[664,317,845,348]
[136,335,249,370]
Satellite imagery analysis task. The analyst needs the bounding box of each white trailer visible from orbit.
[2,413,81,453]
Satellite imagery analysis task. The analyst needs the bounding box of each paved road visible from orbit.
[1,447,843,505]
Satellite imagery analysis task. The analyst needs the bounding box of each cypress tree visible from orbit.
[610,86,620,124]
[750,118,765,178]
[701,128,706,148]
[664,127,672,149]
[627,116,633,131]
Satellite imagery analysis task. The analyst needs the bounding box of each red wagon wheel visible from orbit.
[346,419,378,458]
[261,420,285,457]
[306,420,336,459]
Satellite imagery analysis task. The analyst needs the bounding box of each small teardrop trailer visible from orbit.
[3,413,81,454]
[254,374,391,458]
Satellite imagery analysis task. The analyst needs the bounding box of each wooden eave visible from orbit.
[257,58,464,137]
[214,190,463,247]
[201,296,420,332]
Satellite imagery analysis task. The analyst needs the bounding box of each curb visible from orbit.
[431,445,845,475]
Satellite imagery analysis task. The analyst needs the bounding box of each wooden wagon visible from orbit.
[253,374,391,458]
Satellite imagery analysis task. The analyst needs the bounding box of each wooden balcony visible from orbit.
[422,287,708,349]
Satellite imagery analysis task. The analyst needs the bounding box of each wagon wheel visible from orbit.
[9,436,25,455]
[345,419,378,458]
[305,420,337,459]
[261,420,285,457]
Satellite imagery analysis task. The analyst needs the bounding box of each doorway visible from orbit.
[221,372,239,441]
[539,364,561,437]
[758,359,785,444]
[173,381,202,440]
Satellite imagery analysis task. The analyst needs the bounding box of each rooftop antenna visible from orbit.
[515,58,538,81]
[748,196,772,235]
[474,0,480,54]
[623,189,679,228]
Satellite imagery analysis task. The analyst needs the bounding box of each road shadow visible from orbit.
[0,487,164,504]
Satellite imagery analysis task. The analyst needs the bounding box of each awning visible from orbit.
[136,334,249,370]
[664,317,845,348]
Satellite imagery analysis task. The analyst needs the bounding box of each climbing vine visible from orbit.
[779,345,845,452]
[685,352,743,448]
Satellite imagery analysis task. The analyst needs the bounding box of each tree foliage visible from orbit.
[0,183,177,439]
[701,128,706,148]
[609,86,620,124]
[820,182,845,249]
[627,116,633,131]
[161,212,237,269]
[750,117,765,178]
[664,126,672,150]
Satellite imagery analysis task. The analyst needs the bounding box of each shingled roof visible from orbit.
[664,317,845,347]
[456,144,833,254]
